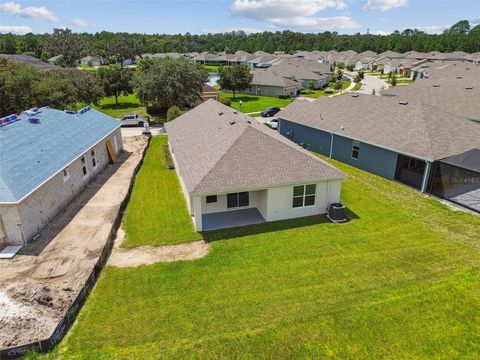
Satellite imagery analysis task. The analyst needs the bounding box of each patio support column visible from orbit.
[193,196,203,231]
[420,161,432,193]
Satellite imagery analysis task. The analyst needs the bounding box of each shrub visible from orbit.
[278,94,291,99]
[162,144,175,170]
[166,106,184,122]
[324,89,333,94]
[220,98,232,107]
[334,82,343,90]
[346,64,354,72]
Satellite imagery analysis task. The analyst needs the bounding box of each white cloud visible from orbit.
[363,0,407,11]
[416,24,450,34]
[201,27,264,34]
[70,18,89,27]
[371,30,391,35]
[0,25,33,34]
[0,1,58,22]
[231,0,358,31]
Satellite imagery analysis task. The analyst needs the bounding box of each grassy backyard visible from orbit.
[220,92,293,113]
[122,136,202,247]
[93,93,147,119]
[54,141,480,359]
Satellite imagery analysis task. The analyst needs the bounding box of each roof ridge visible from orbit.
[190,106,251,194]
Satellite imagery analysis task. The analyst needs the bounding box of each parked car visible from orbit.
[261,107,281,117]
[269,118,278,130]
[118,114,149,127]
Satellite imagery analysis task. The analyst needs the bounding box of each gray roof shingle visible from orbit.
[165,100,345,196]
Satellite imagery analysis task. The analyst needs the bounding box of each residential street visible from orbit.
[121,124,165,137]
[355,73,389,95]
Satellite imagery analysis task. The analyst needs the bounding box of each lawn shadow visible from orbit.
[18,150,133,257]
[202,208,360,243]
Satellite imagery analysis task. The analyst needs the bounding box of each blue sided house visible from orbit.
[276,94,480,211]
[0,107,122,247]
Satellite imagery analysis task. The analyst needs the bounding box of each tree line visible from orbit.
[0,20,479,65]
[0,56,209,117]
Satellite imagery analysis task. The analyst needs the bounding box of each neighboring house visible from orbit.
[243,67,299,97]
[355,57,375,70]
[227,51,254,66]
[195,84,220,105]
[165,100,346,232]
[47,55,63,65]
[272,57,333,88]
[277,87,480,195]
[0,107,123,246]
[0,54,58,71]
[80,56,104,66]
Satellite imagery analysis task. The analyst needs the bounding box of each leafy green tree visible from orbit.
[134,57,208,111]
[43,28,86,67]
[391,74,397,86]
[107,37,139,68]
[218,65,253,99]
[308,81,315,91]
[166,106,184,121]
[336,69,343,81]
[447,20,470,35]
[68,70,104,105]
[33,71,78,109]
[97,66,133,104]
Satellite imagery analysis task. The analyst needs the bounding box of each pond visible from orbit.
[207,72,219,87]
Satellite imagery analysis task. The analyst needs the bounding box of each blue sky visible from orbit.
[1,0,479,35]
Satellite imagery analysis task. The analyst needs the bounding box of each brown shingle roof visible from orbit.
[165,100,345,195]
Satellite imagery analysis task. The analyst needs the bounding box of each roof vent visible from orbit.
[465,86,473,90]
[399,101,408,105]
[340,126,345,130]
[29,117,41,124]
[25,108,41,116]
[229,121,236,125]
[233,111,238,114]
[218,111,224,116]
[351,93,359,97]
[64,109,76,114]
[432,84,440,87]
[78,106,91,114]
[247,120,251,124]
[456,76,463,79]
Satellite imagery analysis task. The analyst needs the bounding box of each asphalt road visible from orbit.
[356,74,389,96]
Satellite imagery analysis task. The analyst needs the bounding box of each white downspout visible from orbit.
[329,133,334,158]
[420,161,432,193]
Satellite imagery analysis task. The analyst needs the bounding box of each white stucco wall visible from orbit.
[0,128,123,245]
[169,142,193,214]
[190,179,342,231]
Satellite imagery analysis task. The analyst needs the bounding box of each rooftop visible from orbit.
[165,100,345,196]
[0,107,120,203]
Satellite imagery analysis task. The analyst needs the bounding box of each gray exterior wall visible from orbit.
[0,127,123,246]
[278,119,399,180]
[240,84,297,97]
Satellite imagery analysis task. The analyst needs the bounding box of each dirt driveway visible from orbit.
[0,136,148,348]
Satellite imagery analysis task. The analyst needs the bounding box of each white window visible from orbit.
[352,140,360,159]
[292,184,316,208]
[62,168,70,182]
[91,149,97,167]
[81,156,88,177]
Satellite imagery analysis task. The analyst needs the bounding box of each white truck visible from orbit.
[118,114,149,127]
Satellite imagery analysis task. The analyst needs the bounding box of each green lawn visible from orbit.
[353,82,362,91]
[122,136,202,247]
[55,146,480,359]
[93,93,147,119]
[203,64,220,73]
[220,92,293,113]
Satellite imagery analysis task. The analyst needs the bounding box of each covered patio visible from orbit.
[202,208,266,232]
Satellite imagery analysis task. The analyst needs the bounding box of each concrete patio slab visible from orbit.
[203,208,266,231]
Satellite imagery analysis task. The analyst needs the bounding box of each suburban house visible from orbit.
[0,107,122,247]
[165,100,346,231]
[195,84,220,105]
[79,56,105,66]
[0,54,58,71]
[245,67,299,97]
[47,55,64,65]
[276,88,480,206]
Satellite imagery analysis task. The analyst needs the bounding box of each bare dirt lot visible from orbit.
[0,136,148,348]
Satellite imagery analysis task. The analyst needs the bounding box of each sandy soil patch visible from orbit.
[0,136,148,349]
